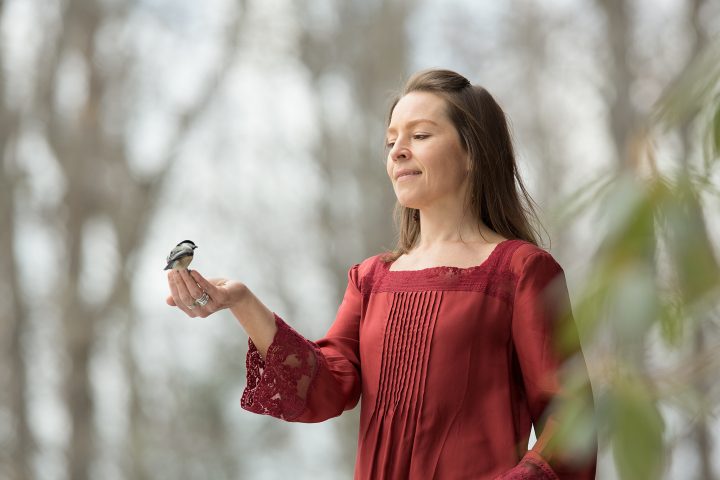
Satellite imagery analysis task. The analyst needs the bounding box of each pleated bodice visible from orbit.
[352,241,519,479]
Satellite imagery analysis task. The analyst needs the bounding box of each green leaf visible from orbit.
[610,380,666,480]
[662,173,720,305]
[544,366,598,460]
[658,296,685,347]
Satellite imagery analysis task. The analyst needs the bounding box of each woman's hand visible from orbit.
[167,268,278,355]
[166,269,247,318]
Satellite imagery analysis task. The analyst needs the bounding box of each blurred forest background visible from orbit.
[1,0,719,479]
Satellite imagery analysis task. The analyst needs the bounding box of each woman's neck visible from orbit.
[414,205,500,251]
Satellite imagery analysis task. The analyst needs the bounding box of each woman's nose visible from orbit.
[390,143,410,162]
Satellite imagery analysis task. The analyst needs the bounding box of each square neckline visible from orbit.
[384,239,512,274]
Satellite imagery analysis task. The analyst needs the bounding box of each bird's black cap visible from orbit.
[177,240,198,248]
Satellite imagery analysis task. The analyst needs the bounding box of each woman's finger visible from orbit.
[194,273,224,315]
[189,270,218,296]
[170,271,198,315]
[173,271,196,305]
[167,272,183,308]
[179,268,205,300]
[180,269,216,315]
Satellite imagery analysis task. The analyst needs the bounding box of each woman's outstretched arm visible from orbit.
[166,265,363,423]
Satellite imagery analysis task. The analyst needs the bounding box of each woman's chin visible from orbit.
[394,193,422,209]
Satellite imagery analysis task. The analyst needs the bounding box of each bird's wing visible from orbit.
[166,246,192,264]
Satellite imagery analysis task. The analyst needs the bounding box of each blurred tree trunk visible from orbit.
[37,2,126,476]
[0,1,33,478]
[298,0,411,471]
[596,0,638,170]
[0,75,32,480]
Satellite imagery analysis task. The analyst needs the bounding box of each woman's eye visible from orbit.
[386,141,395,148]
[413,134,429,140]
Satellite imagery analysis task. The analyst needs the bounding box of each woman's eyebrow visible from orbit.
[386,118,439,134]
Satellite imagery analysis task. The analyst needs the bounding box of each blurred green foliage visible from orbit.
[552,41,720,479]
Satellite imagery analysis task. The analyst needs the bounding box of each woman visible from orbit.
[167,69,597,479]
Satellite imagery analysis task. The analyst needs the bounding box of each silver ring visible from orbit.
[194,291,210,307]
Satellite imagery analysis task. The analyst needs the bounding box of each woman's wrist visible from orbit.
[228,281,251,310]
[228,283,278,357]
[229,283,260,324]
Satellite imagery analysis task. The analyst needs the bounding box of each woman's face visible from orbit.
[386,91,470,211]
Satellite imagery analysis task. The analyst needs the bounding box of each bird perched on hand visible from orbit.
[164,240,198,270]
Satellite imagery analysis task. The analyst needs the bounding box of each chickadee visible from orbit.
[164,240,198,270]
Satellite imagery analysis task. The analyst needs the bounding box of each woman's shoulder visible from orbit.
[354,253,390,274]
[346,253,392,293]
[505,240,563,276]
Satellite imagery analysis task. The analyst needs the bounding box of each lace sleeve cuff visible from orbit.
[241,314,323,421]
[494,451,559,480]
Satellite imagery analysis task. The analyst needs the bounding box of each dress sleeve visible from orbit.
[241,264,363,422]
[504,251,596,479]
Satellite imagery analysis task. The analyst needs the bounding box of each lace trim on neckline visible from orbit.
[385,238,513,274]
[363,239,524,299]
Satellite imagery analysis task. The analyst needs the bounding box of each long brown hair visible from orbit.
[385,69,544,261]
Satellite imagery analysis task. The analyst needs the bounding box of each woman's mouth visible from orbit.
[395,170,422,181]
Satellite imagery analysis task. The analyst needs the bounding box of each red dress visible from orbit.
[241,239,597,479]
